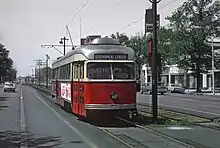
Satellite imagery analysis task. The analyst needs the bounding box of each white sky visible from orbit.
[0,0,185,76]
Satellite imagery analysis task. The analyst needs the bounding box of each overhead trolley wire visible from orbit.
[107,0,181,36]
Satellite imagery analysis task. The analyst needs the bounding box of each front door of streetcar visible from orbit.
[73,62,84,116]
[55,67,59,104]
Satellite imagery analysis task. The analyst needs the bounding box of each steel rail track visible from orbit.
[114,116,195,148]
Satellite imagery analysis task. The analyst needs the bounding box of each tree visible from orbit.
[110,31,174,81]
[110,32,130,45]
[0,42,16,82]
[111,32,148,65]
[166,0,220,92]
[6,68,17,81]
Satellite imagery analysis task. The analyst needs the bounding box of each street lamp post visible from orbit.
[211,37,215,95]
[46,54,50,89]
[59,37,69,55]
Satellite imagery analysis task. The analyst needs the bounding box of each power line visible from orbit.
[107,0,181,35]
[105,17,144,36]
[61,0,91,34]
[158,0,180,9]
[66,0,91,26]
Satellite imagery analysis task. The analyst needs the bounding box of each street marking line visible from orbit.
[30,88,99,148]
[139,101,220,117]
[20,87,23,99]
[20,87,28,148]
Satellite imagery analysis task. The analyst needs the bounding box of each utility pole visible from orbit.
[46,54,50,89]
[59,37,69,55]
[38,61,41,86]
[33,59,43,86]
[29,65,35,84]
[211,37,215,95]
[148,0,161,122]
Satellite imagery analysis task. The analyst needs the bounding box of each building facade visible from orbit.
[141,64,220,89]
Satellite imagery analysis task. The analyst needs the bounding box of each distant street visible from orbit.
[137,93,220,119]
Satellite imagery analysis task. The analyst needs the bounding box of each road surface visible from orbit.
[137,93,220,119]
[0,85,129,148]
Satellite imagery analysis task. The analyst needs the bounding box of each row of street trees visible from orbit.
[0,43,17,82]
[111,0,220,92]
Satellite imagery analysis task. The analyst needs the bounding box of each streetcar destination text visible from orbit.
[94,54,128,60]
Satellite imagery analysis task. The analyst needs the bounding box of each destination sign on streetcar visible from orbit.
[94,54,128,60]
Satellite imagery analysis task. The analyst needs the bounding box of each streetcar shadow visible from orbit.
[79,117,136,128]
[79,114,167,127]
[0,130,82,147]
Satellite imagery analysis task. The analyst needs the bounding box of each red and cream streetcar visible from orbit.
[51,37,138,118]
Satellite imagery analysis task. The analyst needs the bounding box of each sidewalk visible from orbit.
[0,88,20,147]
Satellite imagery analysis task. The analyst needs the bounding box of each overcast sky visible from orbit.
[0,0,185,76]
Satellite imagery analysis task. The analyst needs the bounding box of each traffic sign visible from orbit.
[145,9,160,33]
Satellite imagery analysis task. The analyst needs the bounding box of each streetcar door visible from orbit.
[77,62,84,116]
[73,63,79,114]
[55,67,59,103]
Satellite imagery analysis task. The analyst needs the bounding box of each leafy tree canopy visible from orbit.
[0,42,17,81]
[166,0,220,91]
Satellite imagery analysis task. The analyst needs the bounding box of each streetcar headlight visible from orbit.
[111,92,118,100]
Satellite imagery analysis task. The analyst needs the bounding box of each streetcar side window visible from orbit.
[87,62,111,79]
[80,64,84,79]
[112,63,135,80]
[57,67,60,79]
[58,64,71,79]
[65,64,71,79]
[73,62,84,79]
[74,63,79,79]
[59,65,64,79]
[52,69,56,79]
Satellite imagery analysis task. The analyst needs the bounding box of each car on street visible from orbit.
[3,82,16,92]
[140,82,168,95]
[168,83,185,94]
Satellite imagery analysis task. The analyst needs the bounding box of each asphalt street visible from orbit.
[2,84,220,148]
[137,93,220,119]
[0,85,131,148]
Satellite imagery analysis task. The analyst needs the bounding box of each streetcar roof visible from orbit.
[52,38,135,66]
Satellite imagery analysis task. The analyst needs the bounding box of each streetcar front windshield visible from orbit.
[112,63,134,79]
[87,62,135,80]
[87,63,111,79]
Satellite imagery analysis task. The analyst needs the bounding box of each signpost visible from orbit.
[145,3,161,122]
[145,9,160,34]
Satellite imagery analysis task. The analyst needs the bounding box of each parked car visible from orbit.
[140,82,168,95]
[3,82,16,92]
[168,84,185,94]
